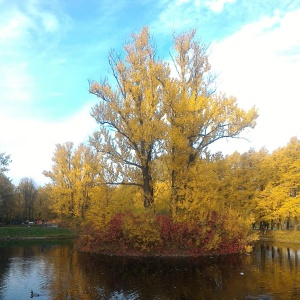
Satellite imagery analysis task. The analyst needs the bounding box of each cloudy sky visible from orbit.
[1,0,299,185]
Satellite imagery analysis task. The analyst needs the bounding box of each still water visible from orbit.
[0,239,300,300]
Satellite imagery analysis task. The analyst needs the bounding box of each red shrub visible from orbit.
[79,212,247,256]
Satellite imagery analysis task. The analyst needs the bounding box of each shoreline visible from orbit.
[2,228,300,257]
[258,230,300,244]
[0,236,77,240]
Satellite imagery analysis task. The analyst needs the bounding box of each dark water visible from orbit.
[0,240,300,300]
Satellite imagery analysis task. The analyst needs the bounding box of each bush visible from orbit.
[79,211,255,256]
[122,212,162,251]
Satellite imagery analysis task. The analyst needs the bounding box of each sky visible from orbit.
[0,0,300,186]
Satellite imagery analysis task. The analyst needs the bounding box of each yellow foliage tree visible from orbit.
[222,149,269,212]
[162,30,258,216]
[79,27,259,254]
[84,184,143,230]
[89,27,258,214]
[43,142,103,225]
[89,27,168,209]
[254,137,300,229]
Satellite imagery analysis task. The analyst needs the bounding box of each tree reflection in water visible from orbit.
[1,241,300,299]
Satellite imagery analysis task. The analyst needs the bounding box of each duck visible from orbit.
[31,291,40,298]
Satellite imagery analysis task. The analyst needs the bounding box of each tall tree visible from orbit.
[89,27,168,208]
[89,27,258,211]
[162,30,258,213]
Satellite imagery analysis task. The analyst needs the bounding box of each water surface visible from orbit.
[0,240,300,299]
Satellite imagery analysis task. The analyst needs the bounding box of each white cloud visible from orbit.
[205,0,236,13]
[0,2,64,113]
[151,0,201,35]
[0,1,92,186]
[0,8,36,117]
[0,103,98,186]
[26,0,60,33]
[209,9,300,153]
[40,12,60,33]
[0,63,35,111]
[0,1,63,44]
[0,9,32,41]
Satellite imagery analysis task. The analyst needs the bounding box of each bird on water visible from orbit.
[31,290,40,298]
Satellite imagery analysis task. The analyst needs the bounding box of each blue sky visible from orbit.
[1,0,300,185]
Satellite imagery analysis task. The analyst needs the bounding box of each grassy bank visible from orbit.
[0,225,75,240]
[259,230,300,244]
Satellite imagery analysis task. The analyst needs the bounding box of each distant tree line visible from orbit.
[0,154,56,224]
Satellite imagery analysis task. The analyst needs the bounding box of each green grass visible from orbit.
[0,225,75,239]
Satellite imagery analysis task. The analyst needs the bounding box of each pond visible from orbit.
[0,240,300,299]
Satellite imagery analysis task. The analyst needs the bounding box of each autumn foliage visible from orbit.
[79,210,254,256]
[42,28,300,256]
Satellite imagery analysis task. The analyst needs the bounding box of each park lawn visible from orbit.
[260,230,300,244]
[0,226,75,239]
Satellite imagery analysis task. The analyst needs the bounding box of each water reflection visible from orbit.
[1,241,300,299]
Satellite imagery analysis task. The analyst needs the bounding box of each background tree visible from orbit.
[222,149,269,212]
[0,152,11,174]
[255,137,300,229]
[0,153,15,224]
[18,177,38,221]
[0,174,15,224]
[43,142,103,225]
[34,187,57,222]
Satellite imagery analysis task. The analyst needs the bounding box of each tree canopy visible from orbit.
[41,28,300,255]
[89,27,258,210]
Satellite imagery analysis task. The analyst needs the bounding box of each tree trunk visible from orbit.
[142,165,153,208]
[170,168,177,215]
[287,218,290,230]
[294,217,298,231]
